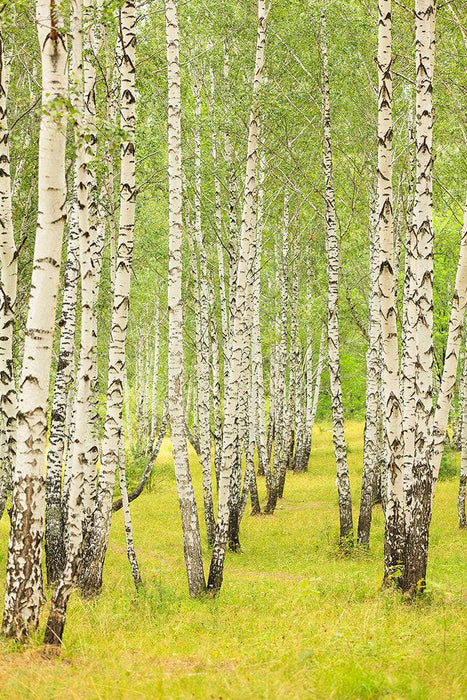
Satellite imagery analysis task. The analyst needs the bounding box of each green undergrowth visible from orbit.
[0,421,465,699]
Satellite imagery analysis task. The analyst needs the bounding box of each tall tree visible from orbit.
[402,0,437,593]
[0,31,17,520]
[2,0,68,640]
[358,194,381,546]
[192,72,216,545]
[80,0,137,597]
[207,0,268,593]
[320,9,353,544]
[165,0,206,598]
[375,0,407,581]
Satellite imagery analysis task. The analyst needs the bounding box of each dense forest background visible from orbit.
[8,0,465,422]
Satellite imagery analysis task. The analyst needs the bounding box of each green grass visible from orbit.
[0,421,466,699]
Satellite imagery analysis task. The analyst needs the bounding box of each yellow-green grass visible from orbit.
[0,421,466,699]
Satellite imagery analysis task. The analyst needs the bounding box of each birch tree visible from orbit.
[2,0,68,640]
[208,0,268,593]
[192,73,216,545]
[165,0,206,598]
[264,193,288,514]
[80,0,137,597]
[358,195,381,546]
[0,32,17,520]
[45,182,80,585]
[402,0,437,593]
[459,342,467,528]
[320,9,353,543]
[374,0,407,580]
[251,138,268,476]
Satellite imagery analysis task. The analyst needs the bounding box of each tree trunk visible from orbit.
[358,193,380,546]
[374,0,406,581]
[210,315,222,486]
[429,199,467,492]
[192,75,216,545]
[207,0,268,593]
[79,0,137,598]
[45,180,80,585]
[284,233,298,480]
[320,9,353,544]
[265,194,288,514]
[3,0,68,640]
[459,335,467,528]
[149,298,160,449]
[164,0,206,598]
[0,35,17,521]
[402,0,437,594]
[118,431,142,590]
[252,137,268,477]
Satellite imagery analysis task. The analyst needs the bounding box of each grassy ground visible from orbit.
[0,421,466,699]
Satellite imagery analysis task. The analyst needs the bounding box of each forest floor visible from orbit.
[0,421,466,699]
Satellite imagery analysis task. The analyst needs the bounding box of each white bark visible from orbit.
[266,193,288,513]
[403,0,437,592]
[118,431,142,590]
[45,195,80,584]
[358,193,381,545]
[3,0,68,640]
[165,0,205,597]
[192,74,216,545]
[251,139,267,476]
[430,199,467,490]
[124,363,133,448]
[459,336,467,528]
[320,9,353,542]
[375,0,406,578]
[209,58,229,354]
[0,35,17,518]
[208,0,268,592]
[149,298,160,448]
[80,0,137,597]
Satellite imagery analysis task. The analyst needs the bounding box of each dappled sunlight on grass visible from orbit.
[0,423,465,698]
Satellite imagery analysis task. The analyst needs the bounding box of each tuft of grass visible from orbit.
[0,424,466,699]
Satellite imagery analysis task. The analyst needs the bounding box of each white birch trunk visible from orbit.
[402,0,437,593]
[208,0,268,592]
[265,193,288,514]
[79,0,137,597]
[310,329,325,433]
[0,36,17,519]
[430,199,467,489]
[210,314,222,485]
[45,198,79,584]
[149,298,160,448]
[299,326,325,472]
[165,0,205,597]
[459,336,467,528]
[118,431,142,590]
[124,364,133,448]
[192,75,216,545]
[320,9,353,542]
[252,139,268,477]
[284,235,299,479]
[374,0,407,580]
[209,59,229,356]
[3,0,68,640]
[358,194,381,546]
